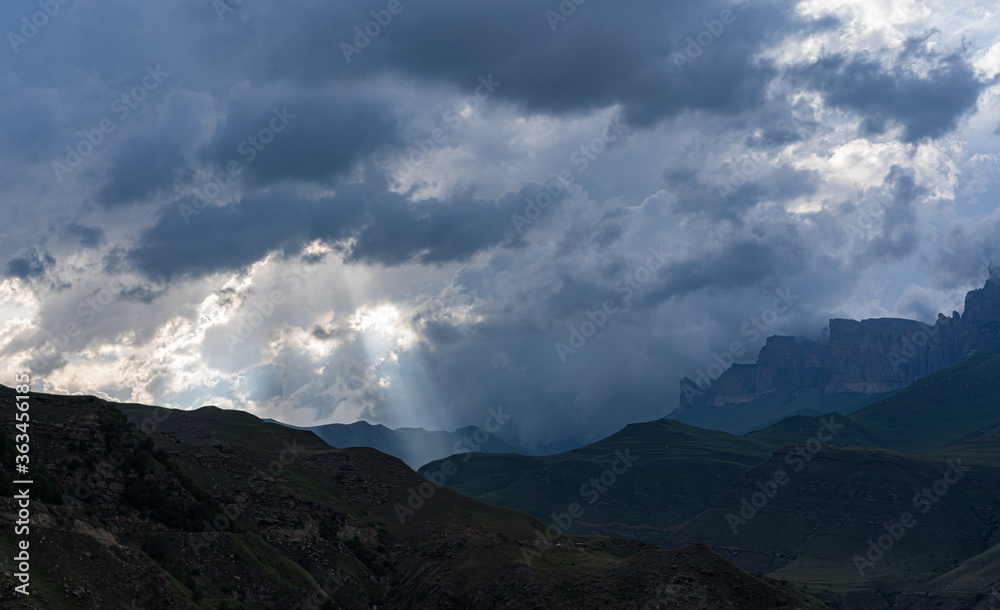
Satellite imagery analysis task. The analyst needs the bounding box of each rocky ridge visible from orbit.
[673,270,1000,433]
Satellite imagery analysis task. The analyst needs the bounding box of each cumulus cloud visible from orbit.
[793,40,986,142]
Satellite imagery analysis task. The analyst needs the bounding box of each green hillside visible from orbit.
[0,386,821,609]
[419,418,777,543]
[746,351,1000,453]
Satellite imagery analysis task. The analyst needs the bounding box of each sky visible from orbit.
[1,0,999,452]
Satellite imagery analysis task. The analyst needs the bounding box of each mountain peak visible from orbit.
[673,274,1000,433]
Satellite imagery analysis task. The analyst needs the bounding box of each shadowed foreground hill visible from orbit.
[0,386,822,609]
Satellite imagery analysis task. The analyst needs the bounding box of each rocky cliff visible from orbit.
[672,270,1000,433]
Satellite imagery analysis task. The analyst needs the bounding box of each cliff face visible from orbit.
[673,271,1000,431]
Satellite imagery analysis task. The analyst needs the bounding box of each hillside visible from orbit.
[419,349,1000,547]
[0,386,822,609]
[666,424,1000,608]
[418,352,1000,607]
[419,419,777,543]
[667,443,1000,601]
[747,350,1000,453]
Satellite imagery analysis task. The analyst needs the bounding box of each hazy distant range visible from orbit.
[264,418,526,469]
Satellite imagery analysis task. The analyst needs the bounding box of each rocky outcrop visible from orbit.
[673,270,1000,432]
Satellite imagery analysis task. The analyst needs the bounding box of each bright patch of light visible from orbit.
[0,278,40,350]
[975,41,1000,79]
[304,239,334,257]
[351,304,401,333]
[267,324,338,361]
[797,0,929,47]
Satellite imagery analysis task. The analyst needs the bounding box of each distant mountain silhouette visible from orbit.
[263,418,525,469]
[671,269,1000,433]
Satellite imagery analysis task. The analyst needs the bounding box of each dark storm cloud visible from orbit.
[344,184,542,266]
[392,319,675,452]
[665,163,820,221]
[0,87,65,161]
[856,164,925,263]
[128,188,356,280]
[94,135,191,207]
[896,291,944,323]
[793,40,986,142]
[64,223,105,248]
[5,249,56,281]
[126,180,544,279]
[2,0,802,132]
[248,0,798,128]
[639,233,809,307]
[925,222,1000,290]
[200,90,400,185]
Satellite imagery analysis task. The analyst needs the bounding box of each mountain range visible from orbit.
[421,350,1000,608]
[669,269,1000,434]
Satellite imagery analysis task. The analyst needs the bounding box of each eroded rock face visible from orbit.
[674,272,1000,428]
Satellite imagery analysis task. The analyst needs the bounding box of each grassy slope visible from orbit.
[747,351,1000,453]
[121,402,826,608]
[5,351,999,607]
[426,352,1000,548]
[412,350,1000,607]
[845,351,1000,452]
[672,445,997,581]
[419,419,777,543]
[0,387,822,609]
